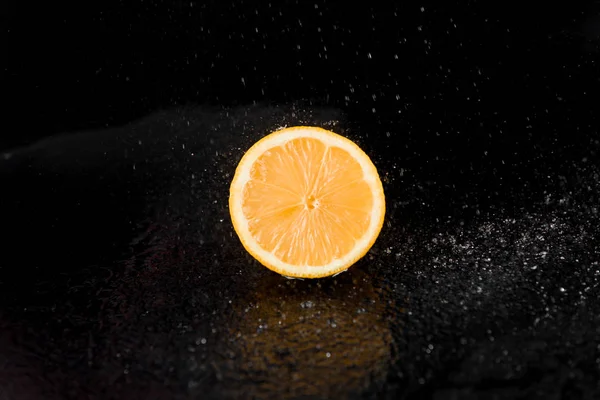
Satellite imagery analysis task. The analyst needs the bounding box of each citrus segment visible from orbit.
[229,126,385,278]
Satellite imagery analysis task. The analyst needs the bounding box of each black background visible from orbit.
[5,1,599,150]
[2,1,600,399]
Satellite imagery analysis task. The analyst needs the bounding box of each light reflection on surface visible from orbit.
[210,269,401,399]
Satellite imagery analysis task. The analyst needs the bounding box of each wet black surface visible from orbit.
[3,1,600,399]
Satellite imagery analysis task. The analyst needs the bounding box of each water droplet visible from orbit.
[301,300,314,308]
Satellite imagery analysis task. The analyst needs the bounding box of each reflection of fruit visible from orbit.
[213,270,395,399]
[229,126,386,278]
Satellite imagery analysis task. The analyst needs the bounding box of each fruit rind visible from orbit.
[229,126,385,278]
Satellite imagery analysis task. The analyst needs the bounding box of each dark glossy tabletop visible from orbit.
[3,1,600,399]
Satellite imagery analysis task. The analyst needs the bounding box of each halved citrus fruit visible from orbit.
[229,126,385,278]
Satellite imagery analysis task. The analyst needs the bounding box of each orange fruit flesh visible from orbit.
[242,137,374,267]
